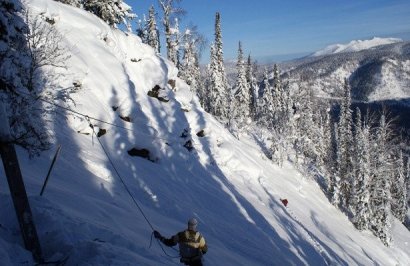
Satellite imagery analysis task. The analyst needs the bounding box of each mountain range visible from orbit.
[280,39,410,136]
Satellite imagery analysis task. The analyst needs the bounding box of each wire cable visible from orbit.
[87,117,179,259]
[20,92,181,144]
[87,117,155,230]
[16,91,192,259]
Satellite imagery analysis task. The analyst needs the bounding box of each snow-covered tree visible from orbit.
[294,87,318,162]
[179,27,203,95]
[25,12,71,93]
[336,79,354,208]
[136,14,148,43]
[369,114,392,246]
[158,0,184,63]
[246,54,258,119]
[320,105,333,170]
[54,0,82,8]
[1,3,58,155]
[170,17,181,67]
[83,0,136,28]
[207,12,229,120]
[258,68,273,127]
[231,41,250,128]
[271,64,283,115]
[329,122,341,206]
[351,108,371,230]
[146,5,160,53]
[390,150,407,222]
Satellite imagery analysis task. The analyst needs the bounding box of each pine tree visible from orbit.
[390,150,407,222]
[54,0,82,8]
[83,0,136,28]
[179,28,201,95]
[406,158,410,218]
[296,87,317,161]
[329,122,341,206]
[146,5,160,53]
[246,54,257,119]
[272,64,283,115]
[258,68,273,127]
[168,17,180,67]
[136,14,147,43]
[336,79,354,208]
[207,12,229,120]
[369,114,392,246]
[158,0,184,64]
[231,41,250,128]
[321,105,333,169]
[351,108,371,230]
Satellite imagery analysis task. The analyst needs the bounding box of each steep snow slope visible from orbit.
[0,1,409,265]
[311,37,403,57]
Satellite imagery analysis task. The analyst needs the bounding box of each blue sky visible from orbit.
[129,0,410,63]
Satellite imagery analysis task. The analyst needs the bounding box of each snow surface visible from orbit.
[311,37,403,57]
[368,59,410,101]
[0,1,409,265]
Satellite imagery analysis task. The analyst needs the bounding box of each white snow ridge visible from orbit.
[312,37,403,57]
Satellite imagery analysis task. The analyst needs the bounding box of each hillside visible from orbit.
[1,1,410,265]
[279,40,410,139]
[282,40,410,102]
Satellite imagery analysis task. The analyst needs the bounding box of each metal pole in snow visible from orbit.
[0,100,43,263]
[40,145,62,196]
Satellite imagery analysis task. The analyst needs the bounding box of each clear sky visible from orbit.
[129,0,410,63]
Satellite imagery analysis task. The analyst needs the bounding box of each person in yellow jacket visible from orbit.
[154,218,208,266]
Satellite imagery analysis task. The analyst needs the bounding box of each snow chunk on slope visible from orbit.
[311,37,402,57]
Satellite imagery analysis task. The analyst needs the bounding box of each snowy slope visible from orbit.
[0,1,409,265]
[311,37,403,57]
[282,40,410,102]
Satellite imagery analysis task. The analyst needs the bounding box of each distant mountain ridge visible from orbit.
[281,40,410,102]
[310,37,403,57]
[280,39,410,139]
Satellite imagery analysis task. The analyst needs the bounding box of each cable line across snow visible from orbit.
[15,92,181,259]
[86,117,180,259]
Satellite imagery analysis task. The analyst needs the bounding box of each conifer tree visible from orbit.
[369,114,392,246]
[258,68,273,127]
[296,87,317,161]
[272,64,283,115]
[136,14,147,43]
[336,79,354,208]
[231,41,250,128]
[351,108,371,230]
[83,0,136,28]
[246,54,258,119]
[54,0,82,7]
[321,105,333,169]
[390,150,407,222]
[179,28,202,95]
[407,158,410,215]
[207,12,229,119]
[158,0,184,64]
[329,122,341,206]
[146,5,160,53]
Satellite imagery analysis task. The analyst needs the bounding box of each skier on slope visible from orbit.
[154,218,208,266]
